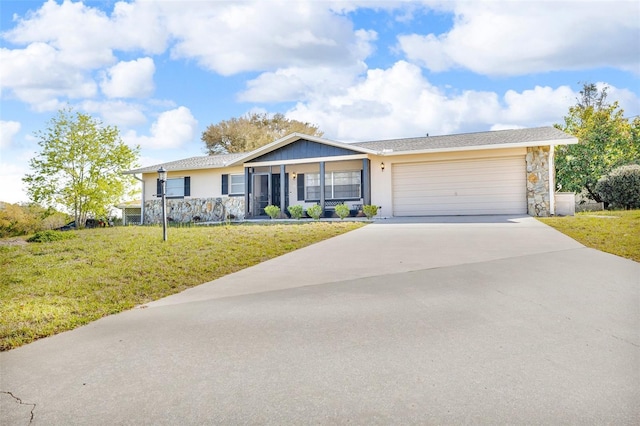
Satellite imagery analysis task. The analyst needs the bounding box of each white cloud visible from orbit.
[398,1,640,75]
[123,106,198,149]
[0,43,97,109]
[160,1,374,75]
[80,100,148,128]
[0,120,21,149]
[286,61,610,141]
[0,1,166,108]
[100,57,155,99]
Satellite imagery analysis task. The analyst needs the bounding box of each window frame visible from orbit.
[305,170,361,201]
[229,174,245,195]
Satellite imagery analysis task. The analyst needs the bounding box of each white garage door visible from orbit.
[392,156,527,216]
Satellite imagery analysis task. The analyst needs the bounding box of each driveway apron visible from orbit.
[1,216,638,424]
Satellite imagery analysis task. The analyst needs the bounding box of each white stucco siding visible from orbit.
[141,167,243,201]
[392,156,527,216]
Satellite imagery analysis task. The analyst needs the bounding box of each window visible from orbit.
[305,171,360,200]
[222,174,245,196]
[230,174,245,195]
[158,177,190,198]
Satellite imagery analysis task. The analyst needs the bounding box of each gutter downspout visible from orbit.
[133,174,145,224]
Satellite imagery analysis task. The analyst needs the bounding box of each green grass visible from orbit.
[538,210,640,262]
[0,222,364,351]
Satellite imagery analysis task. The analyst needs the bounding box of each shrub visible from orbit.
[264,205,281,219]
[0,203,41,238]
[27,230,77,243]
[595,164,640,209]
[362,205,379,220]
[334,203,350,220]
[306,204,322,220]
[287,205,304,220]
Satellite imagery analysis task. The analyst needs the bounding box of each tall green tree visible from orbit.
[202,112,323,154]
[555,83,640,202]
[23,108,140,226]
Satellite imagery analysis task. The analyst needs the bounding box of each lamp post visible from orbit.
[157,166,168,241]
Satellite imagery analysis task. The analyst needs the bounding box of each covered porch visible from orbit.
[243,158,372,218]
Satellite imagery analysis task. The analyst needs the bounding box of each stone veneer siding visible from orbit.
[144,197,245,224]
[526,146,551,217]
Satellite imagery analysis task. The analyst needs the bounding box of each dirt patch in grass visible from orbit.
[538,210,640,262]
[0,222,365,351]
[0,238,28,247]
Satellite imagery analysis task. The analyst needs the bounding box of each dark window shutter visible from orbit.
[221,174,229,195]
[184,177,190,196]
[297,173,305,200]
[156,179,161,197]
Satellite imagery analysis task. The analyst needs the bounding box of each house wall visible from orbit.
[141,167,246,223]
[141,167,245,201]
[144,197,245,223]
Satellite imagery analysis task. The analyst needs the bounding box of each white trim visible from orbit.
[246,154,368,167]
[378,138,578,157]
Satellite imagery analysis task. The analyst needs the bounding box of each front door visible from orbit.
[253,174,270,216]
[271,173,289,214]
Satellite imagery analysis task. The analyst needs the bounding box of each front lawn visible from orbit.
[0,222,364,351]
[538,210,640,262]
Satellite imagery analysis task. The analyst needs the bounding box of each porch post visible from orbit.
[319,161,326,215]
[244,167,251,217]
[362,158,371,206]
[280,164,286,214]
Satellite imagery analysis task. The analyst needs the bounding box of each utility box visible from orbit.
[555,192,576,216]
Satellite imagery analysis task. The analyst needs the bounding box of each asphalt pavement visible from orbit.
[1,216,638,424]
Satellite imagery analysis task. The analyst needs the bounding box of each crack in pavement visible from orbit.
[1,391,36,424]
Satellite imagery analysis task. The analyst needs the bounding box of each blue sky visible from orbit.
[1,0,639,204]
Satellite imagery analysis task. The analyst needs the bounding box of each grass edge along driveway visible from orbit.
[0,222,364,351]
[537,209,640,263]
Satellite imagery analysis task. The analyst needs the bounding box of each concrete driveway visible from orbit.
[2,216,639,424]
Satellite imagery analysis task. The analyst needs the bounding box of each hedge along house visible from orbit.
[123,127,577,223]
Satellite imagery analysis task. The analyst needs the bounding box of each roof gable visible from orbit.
[228,133,375,165]
[248,138,363,163]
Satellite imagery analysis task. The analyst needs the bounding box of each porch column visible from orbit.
[280,164,286,214]
[319,161,326,215]
[244,167,251,217]
[362,158,371,206]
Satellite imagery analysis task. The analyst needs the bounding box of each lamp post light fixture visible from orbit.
[157,166,168,241]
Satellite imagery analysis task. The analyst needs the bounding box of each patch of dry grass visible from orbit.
[0,222,364,351]
[538,210,640,262]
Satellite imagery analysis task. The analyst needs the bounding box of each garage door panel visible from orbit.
[392,156,526,216]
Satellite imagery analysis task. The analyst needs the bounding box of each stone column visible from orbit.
[526,146,551,217]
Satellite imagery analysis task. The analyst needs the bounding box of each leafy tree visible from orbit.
[555,83,640,202]
[23,108,139,227]
[202,112,323,154]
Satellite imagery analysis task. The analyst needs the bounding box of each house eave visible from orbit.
[123,162,239,175]
[378,137,579,157]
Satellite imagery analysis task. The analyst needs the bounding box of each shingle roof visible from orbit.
[351,126,575,153]
[124,153,245,174]
[125,127,576,174]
